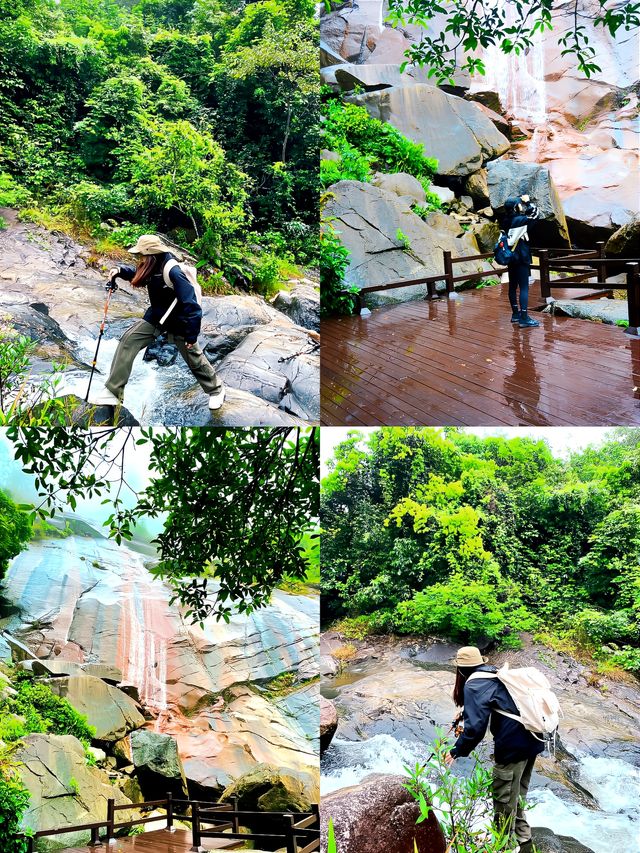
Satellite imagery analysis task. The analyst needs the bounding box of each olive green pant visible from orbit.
[105,319,221,399]
[492,756,536,845]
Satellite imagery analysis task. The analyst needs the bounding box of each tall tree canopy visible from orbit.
[322,428,640,672]
[8,426,319,623]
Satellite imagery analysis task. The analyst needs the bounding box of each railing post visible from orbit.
[89,825,103,847]
[596,241,607,285]
[443,250,454,295]
[26,835,35,853]
[167,791,176,832]
[425,277,435,300]
[190,801,202,852]
[539,249,551,302]
[106,799,115,845]
[284,813,297,853]
[625,262,640,336]
[232,796,239,833]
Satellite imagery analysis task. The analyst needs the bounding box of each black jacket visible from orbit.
[503,213,538,268]
[450,665,545,765]
[118,253,202,344]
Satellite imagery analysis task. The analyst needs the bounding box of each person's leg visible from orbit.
[518,264,539,328]
[508,264,520,321]
[514,756,536,850]
[105,320,158,399]
[172,337,222,395]
[492,760,527,845]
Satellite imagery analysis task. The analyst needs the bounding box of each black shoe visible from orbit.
[519,311,539,328]
[511,308,520,323]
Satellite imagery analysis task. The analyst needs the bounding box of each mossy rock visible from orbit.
[220,764,311,813]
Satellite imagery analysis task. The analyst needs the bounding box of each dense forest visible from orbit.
[0,0,317,289]
[322,428,640,674]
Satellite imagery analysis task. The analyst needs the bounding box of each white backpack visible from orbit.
[160,258,203,326]
[469,663,562,741]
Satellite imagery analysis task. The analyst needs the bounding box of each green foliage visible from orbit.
[320,220,357,317]
[320,145,372,188]
[0,174,32,209]
[321,427,640,659]
[9,427,319,622]
[6,675,96,743]
[0,490,32,579]
[0,754,31,853]
[396,228,411,250]
[322,100,438,181]
[327,818,337,853]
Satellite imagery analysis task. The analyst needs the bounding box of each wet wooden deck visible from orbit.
[61,828,243,852]
[321,281,640,426]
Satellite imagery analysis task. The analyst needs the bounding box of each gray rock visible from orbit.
[130,730,189,801]
[429,185,456,206]
[605,213,640,258]
[532,827,595,853]
[460,194,474,209]
[323,180,492,304]
[17,733,136,850]
[166,385,307,427]
[347,85,510,177]
[486,160,570,246]
[544,297,628,326]
[45,674,145,742]
[271,283,320,331]
[320,696,338,754]
[220,763,312,813]
[564,191,635,246]
[51,395,140,427]
[321,774,447,853]
[2,632,37,663]
[371,172,426,206]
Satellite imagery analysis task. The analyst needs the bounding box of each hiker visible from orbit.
[444,647,545,853]
[501,195,540,329]
[91,235,225,410]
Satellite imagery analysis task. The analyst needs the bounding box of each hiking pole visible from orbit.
[85,276,119,403]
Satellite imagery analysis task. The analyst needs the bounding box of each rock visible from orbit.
[323,180,493,304]
[429,185,456,206]
[532,827,596,853]
[320,654,339,677]
[321,774,447,853]
[17,733,136,850]
[471,220,501,253]
[2,633,37,663]
[320,5,385,63]
[320,39,343,68]
[217,326,319,421]
[332,62,438,93]
[320,696,338,754]
[220,764,312,813]
[130,730,189,801]
[460,194,474,209]
[45,674,145,742]
[371,172,426,206]
[83,664,123,685]
[605,213,640,259]
[143,336,179,366]
[41,395,140,427]
[544,298,628,326]
[486,159,570,246]
[321,149,341,162]
[346,85,510,177]
[271,283,320,332]
[199,294,291,359]
[465,169,490,206]
[564,190,635,246]
[170,385,307,426]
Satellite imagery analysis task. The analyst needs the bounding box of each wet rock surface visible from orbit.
[532,827,596,853]
[320,696,338,754]
[321,774,447,853]
[543,298,628,326]
[271,282,320,332]
[130,730,189,801]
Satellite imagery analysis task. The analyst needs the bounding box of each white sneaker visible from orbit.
[208,386,226,410]
[91,387,120,406]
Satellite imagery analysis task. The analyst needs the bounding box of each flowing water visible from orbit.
[322,732,640,851]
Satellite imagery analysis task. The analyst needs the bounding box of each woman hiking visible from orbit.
[91,234,225,410]
[445,647,544,853]
[502,195,541,329]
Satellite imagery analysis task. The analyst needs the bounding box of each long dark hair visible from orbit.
[131,255,158,288]
[453,666,478,708]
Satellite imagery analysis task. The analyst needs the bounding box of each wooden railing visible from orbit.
[18,794,320,853]
[191,801,320,853]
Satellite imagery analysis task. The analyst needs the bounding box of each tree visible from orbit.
[7,427,319,623]
[386,0,640,83]
[0,490,32,578]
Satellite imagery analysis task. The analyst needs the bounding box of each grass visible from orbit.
[332,616,375,640]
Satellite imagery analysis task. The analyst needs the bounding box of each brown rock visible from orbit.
[465,169,490,206]
[320,696,338,755]
[321,774,447,853]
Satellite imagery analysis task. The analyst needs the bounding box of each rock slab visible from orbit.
[320,696,338,755]
[130,729,189,801]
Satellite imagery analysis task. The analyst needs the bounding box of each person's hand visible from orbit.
[521,194,530,203]
[444,752,456,767]
[185,342,195,350]
[109,267,119,280]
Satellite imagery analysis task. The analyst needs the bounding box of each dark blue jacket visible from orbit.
[118,253,201,343]
[450,665,545,765]
[504,213,538,268]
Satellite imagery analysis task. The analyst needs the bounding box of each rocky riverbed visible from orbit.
[320,632,640,853]
[0,208,319,425]
[0,530,320,846]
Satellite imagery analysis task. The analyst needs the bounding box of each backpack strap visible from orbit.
[466,671,531,729]
[160,258,179,326]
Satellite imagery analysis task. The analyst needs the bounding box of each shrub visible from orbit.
[320,220,357,317]
[10,677,95,744]
[600,645,640,673]
[572,608,636,647]
[65,181,131,227]
[0,173,32,209]
[251,251,280,293]
[320,145,372,188]
[0,755,31,853]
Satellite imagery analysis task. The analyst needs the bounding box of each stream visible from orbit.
[321,648,640,853]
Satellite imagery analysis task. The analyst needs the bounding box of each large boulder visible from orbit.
[323,180,492,304]
[605,214,640,259]
[346,85,510,177]
[563,190,636,246]
[371,172,426,206]
[320,696,338,755]
[271,282,320,331]
[486,159,570,246]
[200,294,291,360]
[220,764,312,813]
[17,733,136,850]
[130,730,189,801]
[465,168,491,206]
[532,827,596,853]
[321,774,447,853]
[45,674,145,742]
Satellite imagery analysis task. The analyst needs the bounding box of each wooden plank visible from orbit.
[60,828,242,852]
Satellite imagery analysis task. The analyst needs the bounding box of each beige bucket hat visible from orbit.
[454,646,488,667]
[128,234,173,255]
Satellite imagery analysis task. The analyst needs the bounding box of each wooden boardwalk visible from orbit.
[61,828,242,852]
[321,281,640,426]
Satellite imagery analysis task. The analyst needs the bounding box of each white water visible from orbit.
[322,735,640,851]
